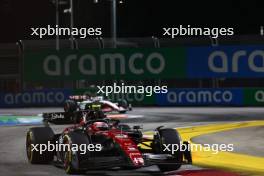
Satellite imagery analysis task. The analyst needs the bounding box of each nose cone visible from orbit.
[129,153,145,166]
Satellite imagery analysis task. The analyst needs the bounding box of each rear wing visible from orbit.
[43,110,90,124]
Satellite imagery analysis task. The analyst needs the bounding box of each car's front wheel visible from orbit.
[63,131,90,174]
[26,127,54,164]
[154,128,183,172]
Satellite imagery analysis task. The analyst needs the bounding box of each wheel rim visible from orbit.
[64,103,69,112]
[63,138,72,172]
[64,150,70,168]
[26,132,33,161]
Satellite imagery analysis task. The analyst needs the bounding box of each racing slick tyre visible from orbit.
[26,127,54,164]
[72,111,83,124]
[64,100,77,113]
[155,128,183,172]
[117,99,128,113]
[63,131,90,174]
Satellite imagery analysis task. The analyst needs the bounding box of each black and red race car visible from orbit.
[26,111,192,174]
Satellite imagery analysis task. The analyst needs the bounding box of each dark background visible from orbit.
[0,0,263,42]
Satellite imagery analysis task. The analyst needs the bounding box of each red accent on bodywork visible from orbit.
[169,169,240,176]
[101,103,115,112]
[62,124,144,167]
[108,130,144,167]
[102,107,113,112]
[106,114,128,119]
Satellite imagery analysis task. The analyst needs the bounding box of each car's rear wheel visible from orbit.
[63,131,90,174]
[26,127,54,164]
[155,128,183,172]
[118,99,128,113]
[118,99,128,108]
[64,100,77,113]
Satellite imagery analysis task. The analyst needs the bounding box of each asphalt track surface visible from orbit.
[192,126,264,157]
[0,107,263,176]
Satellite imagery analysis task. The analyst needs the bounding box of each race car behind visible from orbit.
[64,95,132,114]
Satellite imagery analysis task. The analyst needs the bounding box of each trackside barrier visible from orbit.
[1,88,264,108]
[0,89,71,107]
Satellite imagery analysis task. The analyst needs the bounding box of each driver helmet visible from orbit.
[92,122,109,131]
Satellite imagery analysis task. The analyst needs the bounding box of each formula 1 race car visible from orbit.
[42,96,131,124]
[26,112,192,174]
[64,95,132,114]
